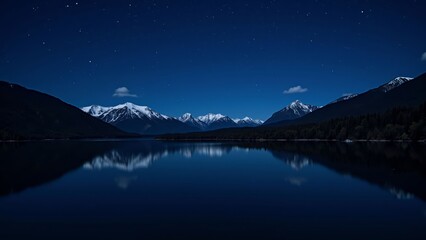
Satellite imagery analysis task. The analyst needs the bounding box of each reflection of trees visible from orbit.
[234,141,426,202]
[0,141,115,196]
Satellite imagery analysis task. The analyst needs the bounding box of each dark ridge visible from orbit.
[0,81,138,140]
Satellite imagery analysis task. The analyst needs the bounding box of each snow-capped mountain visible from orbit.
[81,105,109,117]
[233,117,265,127]
[177,113,264,130]
[195,113,238,130]
[82,102,198,135]
[327,77,413,105]
[83,102,264,134]
[82,102,170,123]
[263,100,320,125]
[379,77,413,92]
[177,113,207,129]
[275,75,424,126]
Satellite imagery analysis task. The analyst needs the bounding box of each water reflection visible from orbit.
[286,177,307,186]
[114,175,138,189]
[0,140,425,203]
[83,143,235,171]
[84,150,168,171]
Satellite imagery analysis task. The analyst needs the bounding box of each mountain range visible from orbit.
[1,73,424,140]
[81,103,198,135]
[159,73,426,140]
[178,113,264,130]
[270,76,422,126]
[82,103,264,135]
[263,76,415,126]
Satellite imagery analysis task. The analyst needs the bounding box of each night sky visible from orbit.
[1,1,425,120]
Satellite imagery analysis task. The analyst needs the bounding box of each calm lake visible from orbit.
[0,140,425,239]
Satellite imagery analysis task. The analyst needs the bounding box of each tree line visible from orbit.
[160,102,426,141]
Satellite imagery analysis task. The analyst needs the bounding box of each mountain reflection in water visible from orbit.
[1,140,426,239]
[0,140,425,202]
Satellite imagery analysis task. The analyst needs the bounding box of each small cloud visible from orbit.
[342,93,354,97]
[113,87,138,98]
[422,52,426,61]
[283,85,308,94]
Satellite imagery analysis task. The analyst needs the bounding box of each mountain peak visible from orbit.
[285,100,317,112]
[114,102,149,110]
[178,113,194,122]
[289,100,304,108]
[380,76,413,92]
[264,100,320,125]
[197,113,226,124]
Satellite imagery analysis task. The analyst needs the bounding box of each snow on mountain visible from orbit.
[82,102,198,135]
[284,100,319,116]
[177,113,206,129]
[197,113,227,125]
[81,105,109,117]
[177,113,263,130]
[82,102,170,123]
[380,77,413,92]
[263,100,320,125]
[330,94,359,104]
[178,113,194,122]
[233,117,264,127]
[195,113,237,130]
[83,103,263,133]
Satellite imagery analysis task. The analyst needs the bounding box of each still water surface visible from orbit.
[0,140,425,239]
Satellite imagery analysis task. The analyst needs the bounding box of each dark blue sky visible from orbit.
[1,0,425,120]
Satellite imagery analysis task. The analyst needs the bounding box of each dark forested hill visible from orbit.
[0,81,136,140]
[272,73,426,127]
[159,102,426,141]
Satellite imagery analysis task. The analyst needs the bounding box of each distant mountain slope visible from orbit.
[177,113,207,130]
[329,94,358,104]
[0,81,134,140]
[177,113,264,130]
[263,100,319,125]
[233,117,264,127]
[82,103,198,135]
[276,74,425,126]
[196,113,239,130]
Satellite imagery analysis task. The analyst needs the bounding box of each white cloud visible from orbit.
[283,85,308,94]
[113,87,138,98]
[422,52,426,61]
[342,93,354,97]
